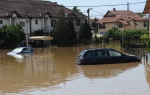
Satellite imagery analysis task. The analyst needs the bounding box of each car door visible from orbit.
[97,50,110,63]
[83,50,97,64]
[108,50,125,63]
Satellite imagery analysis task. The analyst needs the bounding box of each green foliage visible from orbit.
[0,24,25,47]
[79,21,92,44]
[106,27,121,40]
[136,12,145,17]
[91,18,98,29]
[72,6,81,13]
[145,40,150,52]
[68,20,77,44]
[32,29,44,36]
[140,34,150,44]
[53,17,76,46]
[50,29,57,45]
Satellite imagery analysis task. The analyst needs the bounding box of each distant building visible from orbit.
[0,0,87,36]
[143,0,150,36]
[97,8,147,34]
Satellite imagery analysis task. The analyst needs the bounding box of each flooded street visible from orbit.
[0,41,150,95]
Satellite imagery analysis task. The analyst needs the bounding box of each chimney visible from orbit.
[113,8,116,11]
[54,2,57,4]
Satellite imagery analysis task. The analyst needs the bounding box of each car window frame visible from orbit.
[97,50,108,57]
[108,49,122,57]
[83,50,96,58]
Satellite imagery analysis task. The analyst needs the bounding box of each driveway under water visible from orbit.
[0,41,150,95]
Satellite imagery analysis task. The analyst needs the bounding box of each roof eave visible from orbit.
[143,0,150,14]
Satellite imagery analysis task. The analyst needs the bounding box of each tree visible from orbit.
[136,12,148,18]
[53,9,77,46]
[32,29,44,36]
[91,17,98,29]
[72,6,81,13]
[79,21,92,44]
[68,20,77,44]
[0,24,25,48]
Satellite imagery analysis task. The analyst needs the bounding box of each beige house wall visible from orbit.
[136,21,147,30]
[149,9,150,36]
[98,22,117,33]
[98,21,147,34]
[125,25,135,30]
[98,22,124,33]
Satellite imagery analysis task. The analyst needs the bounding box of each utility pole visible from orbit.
[127,2,129,10]
[25,12,29,47]
[87,8,93,23]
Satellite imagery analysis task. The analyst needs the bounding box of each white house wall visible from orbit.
[18,18,28,33]
[0,18,9,28]
[0,17,85,34]
[31,18,43,32]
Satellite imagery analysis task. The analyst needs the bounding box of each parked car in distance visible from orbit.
[76,48,140,65]
[7,47,34,55]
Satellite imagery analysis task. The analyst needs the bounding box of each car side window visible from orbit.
[84,51,95,58]
[97,50,107,57]
[22,48,31,53]
[108,50,121,56]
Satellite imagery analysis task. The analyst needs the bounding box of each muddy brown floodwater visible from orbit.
[0,41,150,95]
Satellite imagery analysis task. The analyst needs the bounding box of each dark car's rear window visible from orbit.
[84,51,96,58]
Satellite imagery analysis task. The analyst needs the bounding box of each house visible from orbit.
[0,0,87,37]
[97,8,147,34]
[144,0,150,36]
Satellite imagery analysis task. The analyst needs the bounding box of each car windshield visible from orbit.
[12,48,24,53]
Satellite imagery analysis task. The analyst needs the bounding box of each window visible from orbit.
[118,22,123,28]
[51,20,56,27]
[84,51,96,58]
[20,21,25,27]
[0,20,3,24]
[97,50,107,57]
[76,19,80,26]
[143,21,147,27]
[99,23,105,29]
[108,50,121,56]
[35,19,38,24]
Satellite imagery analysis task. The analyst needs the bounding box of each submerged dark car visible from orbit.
[76,48,140,65]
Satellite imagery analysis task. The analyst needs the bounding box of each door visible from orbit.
[97,50,110,63]
[108,50,125,63]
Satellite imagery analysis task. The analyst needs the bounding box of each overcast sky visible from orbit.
[50,0,146,19]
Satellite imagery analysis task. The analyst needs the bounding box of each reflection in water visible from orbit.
[0,41,150,95]
[77,63,140,79]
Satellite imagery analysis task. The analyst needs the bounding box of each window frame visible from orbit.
[108,50,122,57]
[83,51,96,58]
[20,21,25,27]
[76,19,80,26]
[51,20,56,27]
[118,22,123,28]
[35,19,38,25]
[99,23,105,29]
[0,20,3,24]
[143,21,147,27]
[97,50,107,57]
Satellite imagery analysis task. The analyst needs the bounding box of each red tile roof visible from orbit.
[97,9,147,25]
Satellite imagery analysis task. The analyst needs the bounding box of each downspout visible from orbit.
[10,17,11,25]
[30,18,32,37]
[43,17,45,35]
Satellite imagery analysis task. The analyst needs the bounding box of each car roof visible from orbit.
[86,48,114,51]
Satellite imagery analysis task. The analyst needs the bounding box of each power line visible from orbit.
[65,1,146,7]
[91,10,104,15]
